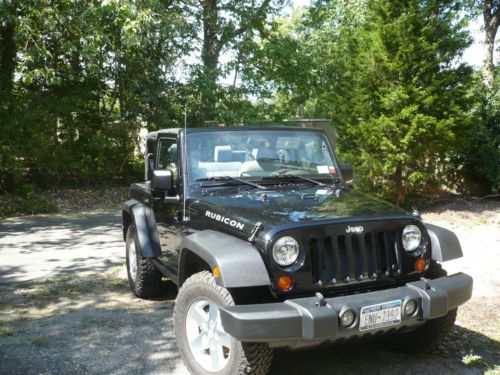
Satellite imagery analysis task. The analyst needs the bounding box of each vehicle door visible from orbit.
[153,136,182,274]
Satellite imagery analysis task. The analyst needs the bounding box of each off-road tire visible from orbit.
[384,261,457,352]
[125,224,162,298]
[174,271,273,375]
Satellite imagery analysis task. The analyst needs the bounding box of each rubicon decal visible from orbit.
[205,210,245,230]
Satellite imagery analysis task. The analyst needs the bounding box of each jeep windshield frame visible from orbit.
[185,128,341,186]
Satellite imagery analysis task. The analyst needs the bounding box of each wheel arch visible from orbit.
[424,223,463,262]
[122,210,132,241]
[178,230,271,288]
[122,199,162,258]
[178,249,212,286]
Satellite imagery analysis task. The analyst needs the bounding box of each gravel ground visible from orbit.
[0,211,123,283]
[0,198,498,375]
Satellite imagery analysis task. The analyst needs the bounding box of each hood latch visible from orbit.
[248,221,263,244]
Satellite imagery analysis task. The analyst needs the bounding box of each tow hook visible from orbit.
[315,292,327,307]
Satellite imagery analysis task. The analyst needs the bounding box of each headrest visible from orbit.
[168,144,177,159]
[214,145,232,162]
[254,148,275,161]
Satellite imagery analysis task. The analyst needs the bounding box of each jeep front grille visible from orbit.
[309,229,411,286]
[270,219,427,292]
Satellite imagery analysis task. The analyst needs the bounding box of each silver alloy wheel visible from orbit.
[185,298,232,372]
[128,241,138,282]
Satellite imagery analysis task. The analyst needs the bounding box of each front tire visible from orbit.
[125,224,163,298]
[174,271,273,375]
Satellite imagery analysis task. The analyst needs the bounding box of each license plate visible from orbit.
[359,300,402,331]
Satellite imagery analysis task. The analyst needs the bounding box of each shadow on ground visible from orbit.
[271,325,498,374]
[0,277,496,375]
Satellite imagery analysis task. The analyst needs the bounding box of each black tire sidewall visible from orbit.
[174,272,244,375]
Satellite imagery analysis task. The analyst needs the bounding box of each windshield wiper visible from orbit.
[262,172,326,186]
[195,176,265,189]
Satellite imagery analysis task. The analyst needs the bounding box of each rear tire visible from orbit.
[125,224,163,298]
[174,271,273,375]
[384,261,457,352]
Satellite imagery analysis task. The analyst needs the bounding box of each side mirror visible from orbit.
[339,163,353,186]
[152,170,173,192]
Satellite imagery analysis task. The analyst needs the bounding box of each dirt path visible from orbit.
[0,200,498,375]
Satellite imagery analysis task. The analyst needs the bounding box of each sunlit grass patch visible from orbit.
[462,353,487,368]
[484,365,500,375]
[0,326,16,336]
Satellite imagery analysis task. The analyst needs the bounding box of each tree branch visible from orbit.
[217,0,271,51]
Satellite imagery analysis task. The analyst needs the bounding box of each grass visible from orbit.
[464,335,490,352]
[484,366,500,375]
[462,353,482,366]
[472,216,488,225]
[0,326,16,336]
[28,335,50,347]
[12,271,128,308]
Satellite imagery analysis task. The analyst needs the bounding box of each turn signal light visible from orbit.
[277,275,293,291]
[415,257,426,272]
[213,266,221,278]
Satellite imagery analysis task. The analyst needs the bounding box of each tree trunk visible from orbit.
[483,0,499,88]
[0,4,18,192]
[0,8,17,115]
[201,0,221,123]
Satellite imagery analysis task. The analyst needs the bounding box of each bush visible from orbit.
[0,194,58,217]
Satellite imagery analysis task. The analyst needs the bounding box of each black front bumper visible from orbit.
[220,273,473,349]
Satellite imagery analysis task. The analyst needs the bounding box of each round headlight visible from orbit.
[402,225,422,252]
[272,236,300,267]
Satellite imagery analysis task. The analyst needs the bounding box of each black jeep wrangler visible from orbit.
[122,126,472,375]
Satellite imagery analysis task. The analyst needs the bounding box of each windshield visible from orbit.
[186,130,338,183]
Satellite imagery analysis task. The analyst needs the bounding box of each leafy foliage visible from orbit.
[0,0,497,204]
[455,69,500,193]
[0,193,58,217]
[245,0,482,203]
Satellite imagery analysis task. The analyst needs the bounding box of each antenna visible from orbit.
[183,103,189,221]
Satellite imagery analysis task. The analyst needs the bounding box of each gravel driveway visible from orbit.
[0,211,123,283]
[0,201,498,375]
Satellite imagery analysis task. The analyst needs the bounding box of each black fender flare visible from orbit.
[424,223,463,262]
[122,199,162,258]
[179,230,271,288]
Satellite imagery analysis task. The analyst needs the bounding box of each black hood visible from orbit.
[188,186,410,241]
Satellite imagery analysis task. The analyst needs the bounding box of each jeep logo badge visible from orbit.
[346,225,364,233]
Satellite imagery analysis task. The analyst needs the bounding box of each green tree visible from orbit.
[340,0,474,204]
[0,0,20,190]
[188,0,285,122]
[247,0,474,204]
[0,0,191,192]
